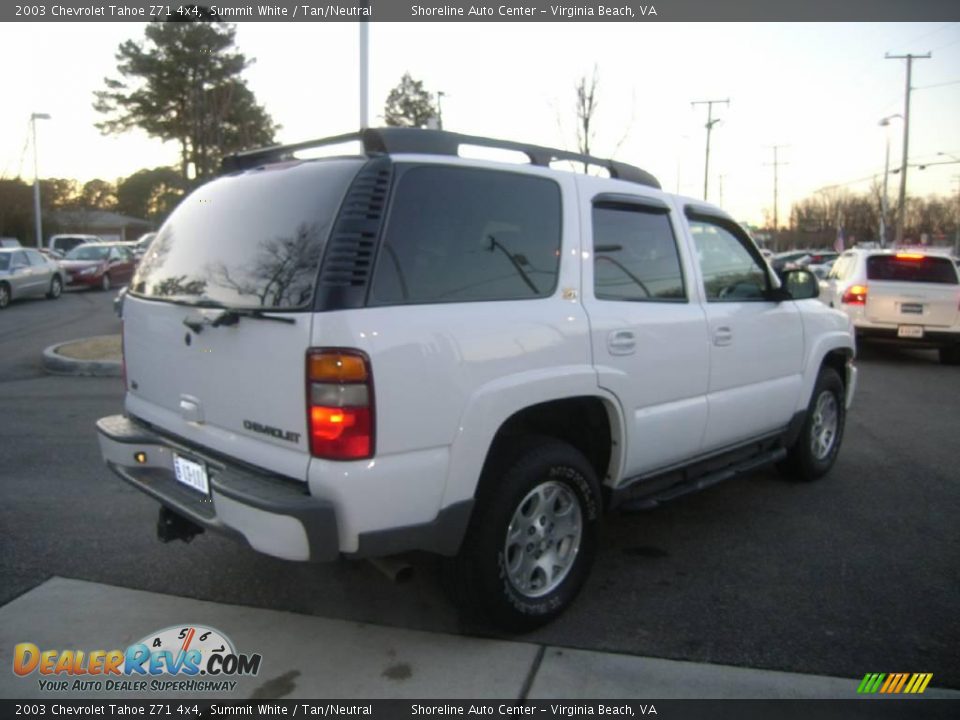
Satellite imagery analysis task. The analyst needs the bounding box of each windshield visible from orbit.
[129,159,363,310]
[66,246,110,261]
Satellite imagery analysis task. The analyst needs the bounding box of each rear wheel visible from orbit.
[47,275,62,299]
[100,273,112,292]
[449,438,601,632]
[939,345,960,366]
[779,366,845,481]
[0,282,9,309]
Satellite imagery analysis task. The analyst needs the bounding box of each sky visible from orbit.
[2,20,959,227]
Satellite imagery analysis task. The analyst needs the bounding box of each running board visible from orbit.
[618,447,786,512]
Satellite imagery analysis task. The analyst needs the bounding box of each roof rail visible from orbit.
[221,127,661,189]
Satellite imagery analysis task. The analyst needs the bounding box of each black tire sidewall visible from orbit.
[462,440,601,631]
[49,277,62,299]
[0,283,9,308]
[793,367,845,480]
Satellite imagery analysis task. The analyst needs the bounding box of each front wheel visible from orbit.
[779,366,845,481]
[450,438,602,632]
[100,273,112,292]
[0,283,10,309]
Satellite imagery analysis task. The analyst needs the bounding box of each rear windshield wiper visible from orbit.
[180,300,296,332]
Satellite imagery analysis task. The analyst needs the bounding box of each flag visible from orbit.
[834,223,845,253]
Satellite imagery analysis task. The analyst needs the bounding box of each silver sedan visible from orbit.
[0,248,64,309]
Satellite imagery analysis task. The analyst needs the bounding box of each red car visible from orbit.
[60,243,137,291]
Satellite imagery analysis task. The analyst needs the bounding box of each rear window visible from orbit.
[67,246,109,261]
[129,159,363,309]
[369,166,561,305]
[866,255,958,285]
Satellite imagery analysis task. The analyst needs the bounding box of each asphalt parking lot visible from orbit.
[1,289,958,690]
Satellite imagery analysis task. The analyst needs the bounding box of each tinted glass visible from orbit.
[67,246,110,261]
[592,205,685,301]
[689,219,769,301]
[369,166,561,305]
[130,159,363,309]
[866,255,958,285]
[0,254,10,271]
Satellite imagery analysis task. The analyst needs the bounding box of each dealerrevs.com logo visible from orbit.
[13,624,261,693]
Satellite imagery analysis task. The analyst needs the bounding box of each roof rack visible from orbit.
[220,127,661,189]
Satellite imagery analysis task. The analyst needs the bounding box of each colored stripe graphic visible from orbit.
[858,673,932,694]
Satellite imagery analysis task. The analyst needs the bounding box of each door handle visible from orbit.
[713,326,733,347]
[607,330,637,355]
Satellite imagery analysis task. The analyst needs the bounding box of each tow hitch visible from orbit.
[157,507,204,544]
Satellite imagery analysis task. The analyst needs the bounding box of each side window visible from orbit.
[592,203,685,302]
[12,251,29,267]
[828,253,853,280]
[25,250,44,265]
[689,218,769,301]
[369,166,561,305]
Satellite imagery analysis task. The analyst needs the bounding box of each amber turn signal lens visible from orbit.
[308,352,368,382]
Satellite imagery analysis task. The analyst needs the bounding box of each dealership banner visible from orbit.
[4,0,959,23]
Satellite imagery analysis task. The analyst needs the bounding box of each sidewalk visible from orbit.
[3,577,959,701]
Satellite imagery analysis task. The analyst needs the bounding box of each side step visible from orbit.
[618,447,786,512]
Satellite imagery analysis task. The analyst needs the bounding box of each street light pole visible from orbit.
[31,112,51,249]
[878,114,901,248]
[691,98,729,202]
[886,52,931,245]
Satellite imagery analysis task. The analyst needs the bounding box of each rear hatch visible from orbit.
[122,158,364,479]
[864,253,960,327]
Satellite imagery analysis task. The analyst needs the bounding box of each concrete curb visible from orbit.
[42,337,121,377]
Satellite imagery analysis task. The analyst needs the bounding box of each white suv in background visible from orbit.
[820,248,960,365]
[98,128,857,630]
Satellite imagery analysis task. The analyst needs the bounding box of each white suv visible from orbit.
[820,248,960,364]
[98,128,857,630]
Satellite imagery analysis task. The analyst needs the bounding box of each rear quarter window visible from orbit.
[369,166,562,305]
[866,255,959,285]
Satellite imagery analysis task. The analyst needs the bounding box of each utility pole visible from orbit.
[691,98,729,202]
[764,145,789,247]
[886,52,930,245]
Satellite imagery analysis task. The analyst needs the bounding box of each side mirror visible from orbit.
[780,268,820,300]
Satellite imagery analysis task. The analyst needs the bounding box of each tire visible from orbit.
[779,366,845,482]
[47,275,62,300]
[100,273,112,292]
[449,438,602,632]
[939,345,960,366]
[0,282,9,309]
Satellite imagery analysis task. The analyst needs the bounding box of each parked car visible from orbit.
[0,247,64,309]
[97,128,856,631]
[770,250,812,272]
[48,233,103,256]
[60,243,137,291]
[820,248,960,364]
[124,232,157,259]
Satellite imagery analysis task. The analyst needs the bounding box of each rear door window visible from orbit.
[369,166,561,305]
[592,202,686,302]
[866,255,959,284]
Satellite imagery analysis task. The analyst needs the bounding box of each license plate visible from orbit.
[897,325,924,339]
[173,454,209,495]
[900,303,923,315]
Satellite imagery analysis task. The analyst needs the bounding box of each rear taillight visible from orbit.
[842,284,868,305]
[307,349,374,460]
